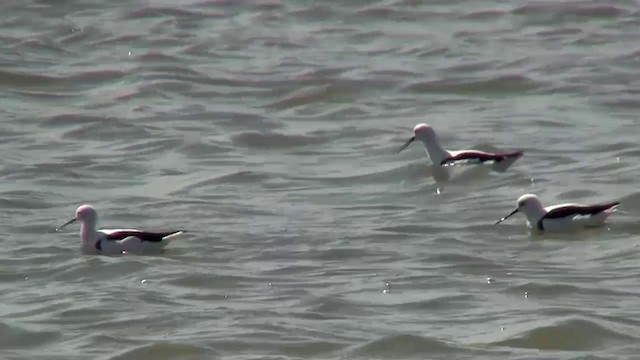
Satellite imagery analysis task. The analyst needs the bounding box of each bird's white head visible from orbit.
[395,123,439,154]
[515,194,544,216]
[413,123,438,142]
[495,194,544,225]
[75,204,97,223]
[55,204,98,232]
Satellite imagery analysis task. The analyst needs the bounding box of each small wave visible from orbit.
[252,35,307,50]
[11,36,66,57]
[303,105,371,123]
[0,68,129,91]
[89,34,144,47]
[289,65,356,81]
[299,296,378,318]
[427,252,508,276]
[531,119,573,128]
[0,322,61,349]
[288,4,337,20]
[398,294,478,311]
[491,318,635,351]
[513,3,628,18]
[349,334,464,357]
[459,9,508,20]
[11,89,78,102]
[57,25,104,46]
[122,6,215,20]
[199,170,271,185]
[253,0,283,10]
[165,272,257,290]
[536,27,583,37]
[60,120,153,142]
[107,342,211,360]
[354,6,454,22]
[441,60,500,74]
[68,69,129,85]
[429,252,493,264]
[557,188,606,200]
[609,49,640,67]
[411,46,449,58]
[290,162,426,187]
[333,204,411,212]
[0,190,53,210]
[265,84,349,110]
[139,64,203,78]
[306,247,372,261]
[0,69,60,88]
[375,224,447,234]
[364,69,421,79]
[599,98,640,110]
[231,131,326,149]
[612,191,640,211]
[41,113,106,128]
[276,340,347,359]
[134,51,182,64]
[178,141,229,158]
[405,75,541,95]
[506,282,584,299]
[354,6,399,19]
[171,171,274,196]
[110,138,182,157]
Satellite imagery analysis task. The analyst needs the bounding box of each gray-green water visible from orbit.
[2,1,640,359]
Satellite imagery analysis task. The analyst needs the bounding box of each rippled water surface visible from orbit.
[2,0,640,359]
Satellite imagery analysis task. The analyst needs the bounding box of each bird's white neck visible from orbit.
[419,138,449,164]
[80,221,99,247]
[521,205,547,224]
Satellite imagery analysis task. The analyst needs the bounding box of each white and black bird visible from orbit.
[395,123,523,172]
[56,204,185,254]
[495,194,620,232]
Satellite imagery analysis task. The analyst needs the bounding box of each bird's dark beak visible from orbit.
[395,136,415,154]
[495,208,518,225]
[55,218,77,232]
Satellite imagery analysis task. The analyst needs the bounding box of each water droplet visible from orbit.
[382,289,389,294]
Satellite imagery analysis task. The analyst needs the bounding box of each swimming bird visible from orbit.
[395,123,523,172]
[495,194,620,232]
[56,204,185,254]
